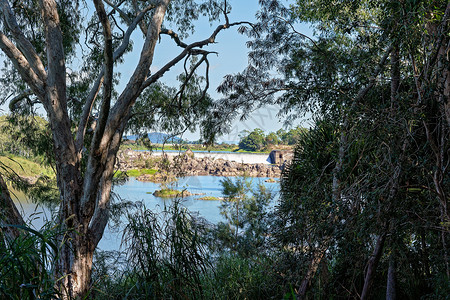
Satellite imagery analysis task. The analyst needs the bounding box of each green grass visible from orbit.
[197,196,222,201]
[114,168,157,177]
[232,149,271,154]
[0,155,54,178]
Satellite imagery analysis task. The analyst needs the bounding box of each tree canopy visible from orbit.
[220,0,449,298]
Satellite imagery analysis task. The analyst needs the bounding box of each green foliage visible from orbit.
[237,127,306,151]
[214,177,273,257]
[152,188,183,198]
[92,200,211,299]
[0,222,62,300]
[238,128,266,151]
[0,115,54,165]
[205,254,282,299]
[0,155,53,178]
[220,0,450,297]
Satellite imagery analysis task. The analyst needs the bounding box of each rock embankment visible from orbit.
[176,155,282,177]
[116,149,284,179]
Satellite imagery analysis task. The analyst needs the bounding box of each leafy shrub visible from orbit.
[0,223,62,300]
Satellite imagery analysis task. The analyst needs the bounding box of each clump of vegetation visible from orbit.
[197,196,222,201]
[0,222,62,299]
[152,188,190,198]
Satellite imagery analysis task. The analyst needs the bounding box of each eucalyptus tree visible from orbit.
[219,0,449,298]
[0,0,251,297]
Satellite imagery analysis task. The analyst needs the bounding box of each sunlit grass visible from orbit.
[0,155,54,178]
[114,168,157,177]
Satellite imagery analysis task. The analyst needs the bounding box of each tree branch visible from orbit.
[102,0,169,140]
[175,54,208,104]
[80,0,115,220]
[160,28,188,48]
[8,89,33,111]
[80,0,170,220]
[103,0,130,24]
[0,32,45,99]
[0,0,47,80]
[75,4,154,153]
[40,0,67,111]
[142,20,251,89]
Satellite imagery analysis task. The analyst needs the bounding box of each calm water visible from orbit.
[13,176,279,251]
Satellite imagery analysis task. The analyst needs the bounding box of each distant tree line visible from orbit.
[238,126,306,151]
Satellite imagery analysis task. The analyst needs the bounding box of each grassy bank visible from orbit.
[0,155,54,178]
[114,168,157,177]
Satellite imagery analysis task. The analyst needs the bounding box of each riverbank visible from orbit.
[116,149,284,181]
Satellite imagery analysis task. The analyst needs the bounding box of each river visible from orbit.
[13,176,280,252]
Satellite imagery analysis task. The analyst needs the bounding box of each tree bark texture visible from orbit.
[386,254,396,300]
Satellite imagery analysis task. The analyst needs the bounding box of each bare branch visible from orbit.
[112,4,155,61]
[81,0,170,220]
[75,76,104,153]
[160,28,188,48]
[175,54,208,104]
[104,0,169,135]
[8,89,33,111]
[142,20,252,89]
[103,0,130,24]
[93,0,114,136]
[80,0,115,218]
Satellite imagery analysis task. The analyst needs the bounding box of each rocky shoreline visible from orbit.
[116,149,285,181]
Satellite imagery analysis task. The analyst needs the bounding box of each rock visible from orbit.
[116,149,284,179]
